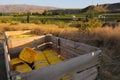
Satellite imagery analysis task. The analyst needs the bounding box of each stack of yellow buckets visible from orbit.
[10,47,74,80]
[34,51,49,69]
[10,47,62,73]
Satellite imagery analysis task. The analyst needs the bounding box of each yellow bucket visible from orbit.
[34,60,49,69]
[15,63,32,73]
[10,58,24,70]
[43,50,62,64]
[47,56,62,64]
[61,74,75,80]
[10,58,23,66]
[34,51,46,62]
[43,50,57,57]
[19,47,37,63]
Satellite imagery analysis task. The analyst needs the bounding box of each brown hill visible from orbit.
[0,3,119,13]
[47,3,120,14]
[0,4,56,13]
[81,3,120,13]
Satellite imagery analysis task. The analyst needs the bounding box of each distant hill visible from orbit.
[81,3,120,13]
[0,3,119,13]
[47,3,120,14]
[0,4,57,13]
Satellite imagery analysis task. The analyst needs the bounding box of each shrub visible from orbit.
[87,18,102,28]
[55,21,67,28]
[41,19,47,24]
[10,21,19,25]
[0,18,12,23]
[21,20,26,23]
[69,18,102,30]
[31,20,42,24]
[69,22,81,28]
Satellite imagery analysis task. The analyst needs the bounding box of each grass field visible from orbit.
[0,23,120,80]
[0,13,119,30]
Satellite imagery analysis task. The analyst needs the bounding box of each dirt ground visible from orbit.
[0,42,7,80]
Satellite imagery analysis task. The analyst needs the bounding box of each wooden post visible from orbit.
[3,42,11,80]
[57,38,61,55]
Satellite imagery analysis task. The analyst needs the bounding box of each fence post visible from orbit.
[57,38,61,55]
[3,42,11,80]
[96,50,102,80]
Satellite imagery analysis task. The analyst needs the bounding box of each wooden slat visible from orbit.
[61,45,86,55]
[61,47,79,59]
[51,43,79,59]
[3,42,10,80]
[51,36,58,45]
[51,36,99,53]
[8,36,46,55]
[74,42,99,52]
[4,30,31,38]
[73,67,97,80]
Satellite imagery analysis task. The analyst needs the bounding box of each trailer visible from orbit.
[3,30,101,80]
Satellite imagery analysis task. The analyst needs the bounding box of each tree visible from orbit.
[27,12,30,23]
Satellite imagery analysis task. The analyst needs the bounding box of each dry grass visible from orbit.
[0,23,120,80]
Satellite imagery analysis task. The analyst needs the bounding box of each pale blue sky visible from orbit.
[0,0,120,8]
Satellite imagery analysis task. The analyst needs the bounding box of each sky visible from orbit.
[0,0,120,8]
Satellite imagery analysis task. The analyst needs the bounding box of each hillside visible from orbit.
[0,4,56,13]
[81,3,120,13]
[0,3,119,13]
[45,3,120,15]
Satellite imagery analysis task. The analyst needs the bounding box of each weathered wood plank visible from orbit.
[61,47,79,59]
[73,67,97,80]
[3,42,10,80]
[4,30,31,38]
[51,36,99,53]
[8,36,46,55]
[51,36,58,45]
[51,43,79,59]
